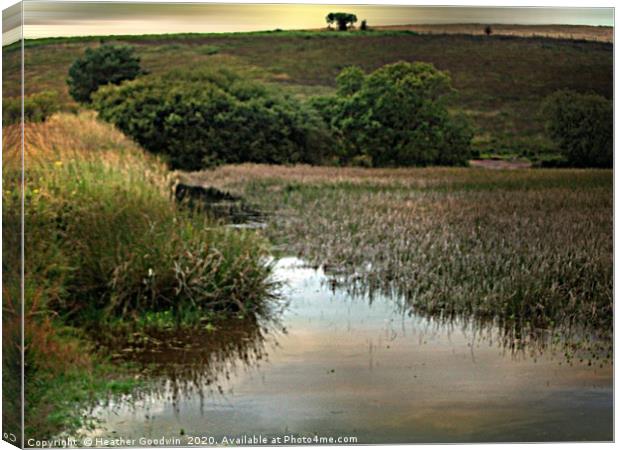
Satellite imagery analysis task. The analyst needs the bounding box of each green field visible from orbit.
[3,30,613,161]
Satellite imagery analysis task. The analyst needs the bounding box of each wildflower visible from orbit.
[54,160,63,167]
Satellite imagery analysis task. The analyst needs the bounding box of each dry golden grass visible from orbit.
[376,23,613,43]
[192,162,609,192]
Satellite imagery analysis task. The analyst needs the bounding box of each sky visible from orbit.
[2,2,615,45]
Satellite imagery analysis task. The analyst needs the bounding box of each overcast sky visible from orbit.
[2,2,614,45]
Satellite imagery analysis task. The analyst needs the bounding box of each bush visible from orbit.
[311,62,473,167]
[93,68,333,170]
[541,90,612,168]
[3,91,60,125]
[67,45,144,103]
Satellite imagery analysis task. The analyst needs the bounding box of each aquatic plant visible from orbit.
[198,163,612,357]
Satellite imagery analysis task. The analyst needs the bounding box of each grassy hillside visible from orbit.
[3,29,612,161]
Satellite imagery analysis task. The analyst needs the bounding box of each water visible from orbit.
[85,257,612,444]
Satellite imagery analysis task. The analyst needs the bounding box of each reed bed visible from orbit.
[197,164,613,358]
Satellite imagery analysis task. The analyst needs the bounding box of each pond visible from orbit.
[84,257,612,444]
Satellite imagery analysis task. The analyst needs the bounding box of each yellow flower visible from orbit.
[54,160,63,167]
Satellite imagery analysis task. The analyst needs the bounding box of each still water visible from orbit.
[86,257,612,444]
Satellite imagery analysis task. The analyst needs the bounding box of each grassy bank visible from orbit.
[2,114,277,439]
[3,29,612,161]
[193,164,613,358]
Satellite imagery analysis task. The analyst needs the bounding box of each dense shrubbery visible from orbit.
[311,62,473,167]
[67,45,144,103]
[93,68,332,170]
[87,59,473,169]
[541,90,612,168]
[3,91,60,125]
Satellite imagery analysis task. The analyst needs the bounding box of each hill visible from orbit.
[4,28,612,161]
[375,24,613,42]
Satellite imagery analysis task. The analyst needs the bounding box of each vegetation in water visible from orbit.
[196,164,613,358]
[1,24,612,441]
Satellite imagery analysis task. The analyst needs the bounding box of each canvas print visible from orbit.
[1,2,614,447]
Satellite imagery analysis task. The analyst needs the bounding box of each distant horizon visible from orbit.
[3,3,614,46]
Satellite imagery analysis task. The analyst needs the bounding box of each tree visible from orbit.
[311,62,473,167]
[541,90,612,168]
[326,12,357,31]
[67,45,144,103]
[360,20,368,31]
[484,25,492,36]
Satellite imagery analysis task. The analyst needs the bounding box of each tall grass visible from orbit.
[198,164,613,359]
[3,114,277,439]
[16,113,276,322]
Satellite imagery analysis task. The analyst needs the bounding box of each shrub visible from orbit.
[541,90,612,168]
[311,62,473,166]
[93,68,333,170]
[3,91,60,125]
[67,45,144,103]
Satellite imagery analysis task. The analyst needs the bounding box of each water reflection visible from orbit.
[84,257,612,443]
[320,261,612,364]
[96,315,286,413]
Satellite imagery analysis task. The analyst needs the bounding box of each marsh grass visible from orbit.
[15,113,276,322]
[3,114,277,439]
[196,164,612,359]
